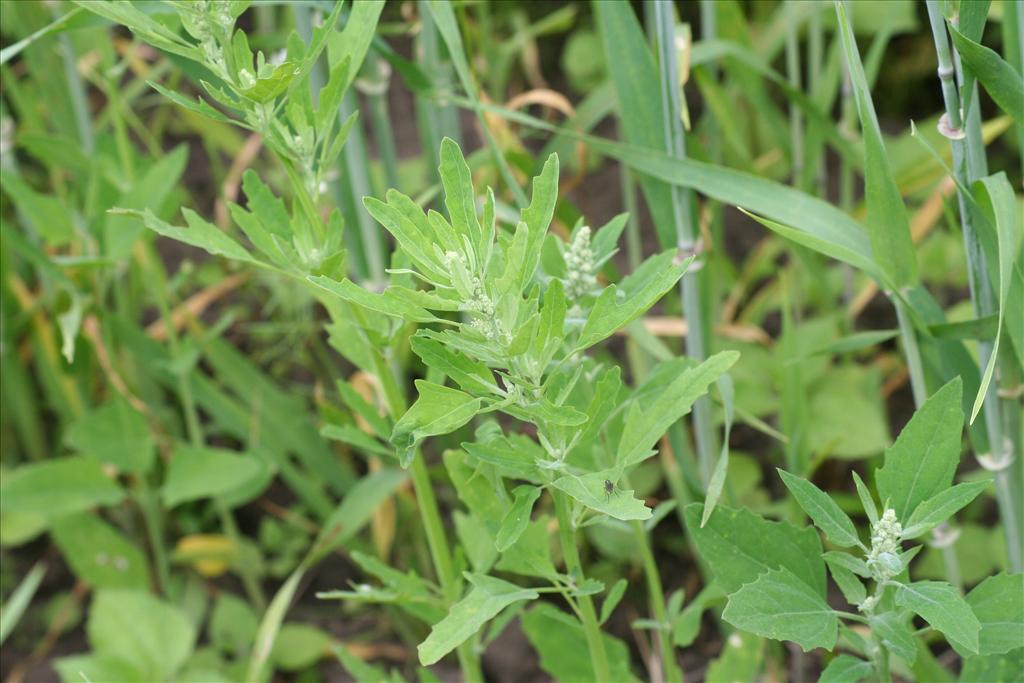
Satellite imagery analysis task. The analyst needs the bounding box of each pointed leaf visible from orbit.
[902,480,989,539]
[391,381,482,468]
[896,580,981,654]
[778,469,861,548]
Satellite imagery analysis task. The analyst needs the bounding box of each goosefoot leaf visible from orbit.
[901,480,989,539]
[391,381,482,468]
[418,574,538,666]
[721,567,838,653]
[778,469,861,548]
[895,580,981,655]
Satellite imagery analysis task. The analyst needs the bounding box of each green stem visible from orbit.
[649,0,717,487]
[554,491,612,683]
[137,483,171,595]
[784,2,804,186]
[632,521,683,683]
[925,0,1022,573]
[893,296,926,408]
[874,634,893,683]
[351,306,483,682]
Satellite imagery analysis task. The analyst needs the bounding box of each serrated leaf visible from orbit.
[722,567,838,652]
[391,381,482,468]
[576,251,691,350]
[896,580,980,654]
[116,207,255,263]
[902,480,989,539]
[685,504,826,595]
[876,377,963,520]
[550,471,651,521]
[418,574,538,666]
[495,486,541,552]
[618,350,739,470]
[309,275,441,323]
[966,574,1024,656]
[778,469,861,548]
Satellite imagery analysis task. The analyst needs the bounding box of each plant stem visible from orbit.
[649,0,717,487]
[553,491,612,683]
[350,305,483,682]
[925,0,1022,573]
[874,633,893,683]
[785,2,804,185]
[632,520,683,683]
[893,296,926,408]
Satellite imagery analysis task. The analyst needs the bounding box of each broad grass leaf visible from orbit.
[819,654,874,683]
[392,381,482,468]
[875,377,963,520]
[969,173,1019,423]
[685,504,826,596]
[836,2,918,288]
[721,567,839,653]
[550,471,651,521]
[896,580,981,654]
[521,603,639,683]
[949,25,1024,127]
[248,569,304,682]
[418,574,538,666]
[495,485,541,552]
[966,574,1024,656]
[162,446,266,507]
[87,590,196,682]
[65,396,154,474]
[51,514,148,589]
[617,350,739,470]
[312,469,407,561]
[777,469,861,548]
[902,480,990,539]
[0,456,124,518]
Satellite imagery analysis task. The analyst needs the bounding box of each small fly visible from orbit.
[603,479,616,500]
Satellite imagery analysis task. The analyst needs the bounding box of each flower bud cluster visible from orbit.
[445,251,509,344]
[866,508,903,582]
[564,226,596,301]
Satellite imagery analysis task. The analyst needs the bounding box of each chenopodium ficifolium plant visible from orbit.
[86,0,383,274]
[311,138,739,668]
[687,376,1024,681]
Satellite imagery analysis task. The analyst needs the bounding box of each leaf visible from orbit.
[0,457,124,518]
[876,377,964,520]
[410,335,497,395]
[576,250,691,350]
[896,580,981,654]
[495,485,541,552]
[824,554,866,606]
[521,603,639,683]
[836,1,918,288]
[0,562,45,646]
[705,631,766,683]
[516,153,560,290]
[65,396,154,474]
[777,469,861,548]
[600,579,628,625]
[247,568,304,682]
[949,25,1024,127]
[391,381,482,468]
[162,446,266,507]
[852,471,878,526]
[418,574,539,666]
[272,623,331,671]
[966,574,1024,656]
[722,567,839,652]
[550,471,651,521]
[312,469,408,560]
[822,551,872,578]
[819,654,874,683]
[439,138,482,252]
[618,351,739,469]
[871,611,918,664]
[114,207,254,263]
[51,514,148,589]
[210,593,258,656]
[702,374,734,526]
[959,649,1024,683]
[0,170,74,245]
[685,504,827,596]
[309,275,442,324]
[902,480,990,539]
[87,590,196,682]
[969,173,1019,423]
